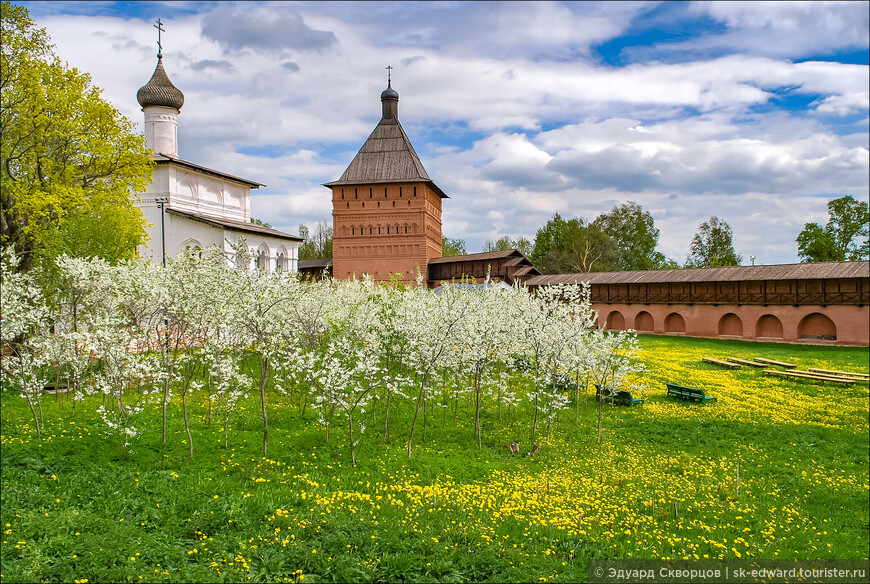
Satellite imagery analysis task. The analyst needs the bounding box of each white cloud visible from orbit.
[29,1,870,265]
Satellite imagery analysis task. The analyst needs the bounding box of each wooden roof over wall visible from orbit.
[525,261,870,286]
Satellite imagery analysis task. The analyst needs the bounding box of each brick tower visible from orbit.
[325,78,447,283]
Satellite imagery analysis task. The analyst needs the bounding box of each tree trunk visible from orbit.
[382,389,392,445]
[475,368,482,449]
[348,410,356,465]
[259,355,270,456]
[182,392,194,457]
[597,394,603,445]
[406,372,428,458]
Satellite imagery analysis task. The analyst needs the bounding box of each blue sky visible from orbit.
[20,1,870,265]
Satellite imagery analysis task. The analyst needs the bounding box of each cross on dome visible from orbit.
[154,18,165,58]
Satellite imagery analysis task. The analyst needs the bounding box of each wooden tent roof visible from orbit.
[323,89,447,198]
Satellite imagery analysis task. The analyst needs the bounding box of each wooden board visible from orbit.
[703,357,741,369]
[754,357,797,368]
[807,368,869,379]
[726,357,768,367]
[762,369,856,384]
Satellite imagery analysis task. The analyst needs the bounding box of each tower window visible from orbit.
[362,202,365,208]
[369,188,372,198]
[346,202,349,208]
[392,201,395,207]
[378,202,380,207]
[341,189,344,199]
[384,188,388,198]
[352,227,355,235]
[387,226,390,234]
[413,186,417,197]
[399,187,403,197]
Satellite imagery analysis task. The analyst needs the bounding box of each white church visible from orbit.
[134,51,302,271]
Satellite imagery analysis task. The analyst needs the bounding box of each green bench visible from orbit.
[595,384,645,406]
[666,383,717,403]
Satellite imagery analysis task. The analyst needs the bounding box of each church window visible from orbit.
[384,188,388,198]
[369,226,373,235]
[369,188,373,198]
[399,187,403,197]
[378,202,380,207]
[341,189,344,199]
[408,201,411,206]
[404,225,408,234]
[362,202,365,208]
[393,201,395,207]
[414,186,417,197]
[387,226,390,234]
[347,202,349,208]
[352,227,355,235]
[378,226,381,234]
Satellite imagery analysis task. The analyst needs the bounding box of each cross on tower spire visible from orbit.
[386,65,393,86]
[154,18,165,58]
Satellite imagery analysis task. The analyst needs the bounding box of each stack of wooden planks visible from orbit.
[702,357,741,369]
[807,368,869,382]
[753,357,797,368]
[726,357,767,368]
[762,369,859,384]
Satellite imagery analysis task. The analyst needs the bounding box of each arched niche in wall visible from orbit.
[606,310,625,331]
[178,178,198,200]
[664,312,686,333]
[756,314,783,339]
[798,313,837,341]
[634,311,654,332]
[225,187,244,210]
[202,180,222,205]
[718,313,743,337]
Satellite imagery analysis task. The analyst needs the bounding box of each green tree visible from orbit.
[685,216,742,268]
[298,221,332,260]
[592,201,666,271]
[441,235,467,257]
[796,195,869,262]
[1,2,153,272]
[481,235,532,256]
[530,213,618,274]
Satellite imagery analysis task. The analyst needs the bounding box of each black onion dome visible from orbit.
[137,57,184,110]
[380,81,399,101]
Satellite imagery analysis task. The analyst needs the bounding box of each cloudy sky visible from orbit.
[20,1,870,265]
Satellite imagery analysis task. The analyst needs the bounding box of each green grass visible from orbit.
[2,335,868,583]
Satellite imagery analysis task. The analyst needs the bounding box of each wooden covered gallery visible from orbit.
[524,261,870,346]
[427,250,540,286]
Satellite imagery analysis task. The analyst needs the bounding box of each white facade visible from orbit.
[134,57,300,271]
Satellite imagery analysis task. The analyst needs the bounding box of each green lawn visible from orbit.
[2,335,868,583]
